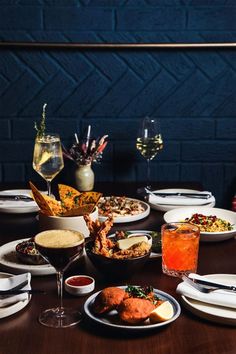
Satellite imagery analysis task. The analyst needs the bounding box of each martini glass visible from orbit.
[34,229,85,328]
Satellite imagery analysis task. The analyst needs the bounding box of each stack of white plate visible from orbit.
[147,188,215,212]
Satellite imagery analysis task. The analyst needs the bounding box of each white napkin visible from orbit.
[148,191,215,206]
[176,275,236,309]
[0,273,31,308]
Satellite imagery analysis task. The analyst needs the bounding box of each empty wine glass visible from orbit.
[136,117,163,189]
[34,229,85,328]
[32,133,64,196]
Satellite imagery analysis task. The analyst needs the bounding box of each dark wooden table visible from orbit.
[0,182,235,354]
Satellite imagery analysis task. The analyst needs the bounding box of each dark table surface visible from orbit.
[0,182,235,354]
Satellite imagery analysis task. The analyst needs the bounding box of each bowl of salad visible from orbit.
[163,207,236,242]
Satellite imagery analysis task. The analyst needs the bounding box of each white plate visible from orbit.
[181,274,236,326]
[148,189,215,212]
[163,207,236,242]
[0,272,31,319]
[84,286,181,331]
[0,239,55,276]
[108,230,161,259]
[98,198,150,223]
[0,189,39,214]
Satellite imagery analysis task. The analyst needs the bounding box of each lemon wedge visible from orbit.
[149,301,174,323]
[39,151,52,165]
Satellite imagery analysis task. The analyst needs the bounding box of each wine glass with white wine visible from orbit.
[32,133,64,196]
[136,117,163,190]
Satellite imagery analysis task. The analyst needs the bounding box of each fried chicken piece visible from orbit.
[93,287,127,314]
[118,298,156,324]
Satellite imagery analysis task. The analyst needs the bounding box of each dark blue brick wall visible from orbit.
[0,1,236,208]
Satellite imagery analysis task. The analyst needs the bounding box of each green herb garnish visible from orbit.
[125,285,154,299]
[34,103,47,138]
[151,231,162,253]
[125,285,160,305]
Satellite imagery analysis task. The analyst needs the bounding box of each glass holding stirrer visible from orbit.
[33,133,64,196]
[136,117,163,190]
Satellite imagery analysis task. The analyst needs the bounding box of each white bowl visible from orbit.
[38,207,98,238]
[163,207,236,242]
[65,275,95,296]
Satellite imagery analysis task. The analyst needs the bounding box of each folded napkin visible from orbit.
[176,275,236,309]
[0,273,31,308]
[148,191,215,206]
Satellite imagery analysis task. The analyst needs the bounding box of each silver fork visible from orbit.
[182,275,221,293]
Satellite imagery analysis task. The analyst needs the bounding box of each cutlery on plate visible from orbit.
[137,187,212,199]
[188,275,236,292]
[182,275,236,293]
[0,195,33,202]
[182,276,221,293]
[144,189,211,199]
[0,289,46,295]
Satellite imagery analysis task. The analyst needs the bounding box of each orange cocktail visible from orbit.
[161,223,200,277]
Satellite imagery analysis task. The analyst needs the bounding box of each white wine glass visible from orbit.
[32,133,64,196]
[136,117,163,190]
[34,230,85,328]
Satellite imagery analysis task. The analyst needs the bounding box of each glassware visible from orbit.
[32,133,64,196]
[136,117,163,189]
[161,222,200,278]
[34,229,85,328]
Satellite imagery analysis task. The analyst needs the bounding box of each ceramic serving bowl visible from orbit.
[164,207,236,242]
[38,207,98,238]
[15,239,47,265]
[65,275,95,296]
[85,239,151,279]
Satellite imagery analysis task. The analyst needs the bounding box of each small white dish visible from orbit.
[108,230,161,259]
[163,207,236,242]
[98,198,150,223]
[148,189,215,212]
[38,207,98,238]
[0,272,31,319]
[65,275,95,296]
[0,239,55,276]
[181,274,236,326]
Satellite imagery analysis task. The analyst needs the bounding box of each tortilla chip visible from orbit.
[61,203,96,217]
[58,184,81,210]
[29,181,62,216]
[78,191,102,205]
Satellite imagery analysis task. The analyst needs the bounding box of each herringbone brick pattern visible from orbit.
[0,1,236,208]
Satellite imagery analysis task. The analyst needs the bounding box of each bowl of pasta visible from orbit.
[163,207,236,242]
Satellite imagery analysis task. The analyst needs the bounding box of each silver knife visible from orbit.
[188,276,236,292]
[151,192,211,199]
[0,194,33,201]
[143,188,212,199]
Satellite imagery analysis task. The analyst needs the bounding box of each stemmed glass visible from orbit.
[34,229,85,328]
[136,117,163,190]
[32,133,64,196]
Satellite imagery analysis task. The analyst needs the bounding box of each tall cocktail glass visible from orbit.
[34,229,84,328]
[161,222,200,277]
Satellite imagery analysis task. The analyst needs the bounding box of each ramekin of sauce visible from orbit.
[65,275,95,296]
